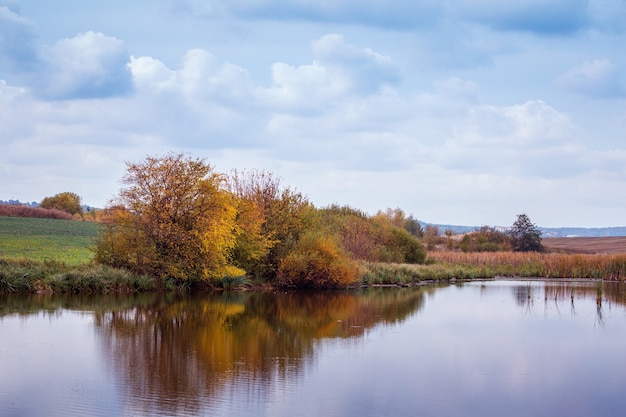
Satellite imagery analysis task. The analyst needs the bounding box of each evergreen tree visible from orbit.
[509,214,543,252]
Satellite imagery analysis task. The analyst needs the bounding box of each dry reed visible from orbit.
[428,251,626,280]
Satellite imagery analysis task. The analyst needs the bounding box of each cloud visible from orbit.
[259,34,400,113]
[127,50,264,148]
[170,0,617,37]
[170,0,441,30]
[312,34,400,91]
[35,31,133,100]
[449,0,590,35]
[0,3,38,73]
[557,59,625,99]
[1,2,133,100]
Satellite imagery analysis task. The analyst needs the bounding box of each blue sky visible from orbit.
[1,0,625,228]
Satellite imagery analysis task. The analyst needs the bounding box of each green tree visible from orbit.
[509,214,543,252]
[459,226,510,252]
[95,153,243,283]
[403,215,424,238]
[40,192,83,216]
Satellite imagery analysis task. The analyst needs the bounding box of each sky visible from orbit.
[1,0,625,228]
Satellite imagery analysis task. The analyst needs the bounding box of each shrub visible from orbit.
[459,226,511,252]
[0,204,75,220]
[277,232,358,288]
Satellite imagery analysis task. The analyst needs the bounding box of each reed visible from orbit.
[428,251,626,280]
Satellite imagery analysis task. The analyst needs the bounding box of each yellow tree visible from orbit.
[40,192,83,216]
[95,153,243,282]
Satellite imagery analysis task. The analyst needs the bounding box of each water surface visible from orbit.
[1,280,625,417]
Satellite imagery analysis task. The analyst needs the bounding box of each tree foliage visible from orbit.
[277,232,358,288]
[226,169,311,281]
[40,192,83,216]
[509,214,543,252]
[94,154,430,288]
[318,205,426,264]
[459,226,511,252]
[95,153,242,282]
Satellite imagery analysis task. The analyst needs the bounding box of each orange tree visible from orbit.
[95,153,243,283]
[40,192,83,216]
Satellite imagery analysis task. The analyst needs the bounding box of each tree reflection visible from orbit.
[509,281,626,326]
[91,288,426,415]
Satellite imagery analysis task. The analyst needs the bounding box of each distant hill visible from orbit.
[420,221,626,238]
[539,227,626,238]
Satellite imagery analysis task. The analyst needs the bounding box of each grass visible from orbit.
[429,251,626,280]
[0,258,192,294]
[357,251,626,286]
[358,261,496,285]
[0,216,101,265]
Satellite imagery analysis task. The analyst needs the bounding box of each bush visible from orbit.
[0,204,75,220]
[277,232,358,288]
[459,226,511,252]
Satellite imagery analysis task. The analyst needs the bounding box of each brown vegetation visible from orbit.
[429,251,626,280]
[0,204,75,220]
[542,237,626,254]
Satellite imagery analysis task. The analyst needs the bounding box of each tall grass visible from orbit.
[358,261,496,285]
[357,252,626,286]
[0,258,186,294]
[429,251,626,280]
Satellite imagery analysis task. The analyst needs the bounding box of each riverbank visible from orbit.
[2,251,626,295]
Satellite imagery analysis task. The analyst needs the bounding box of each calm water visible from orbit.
[2,280,626,417]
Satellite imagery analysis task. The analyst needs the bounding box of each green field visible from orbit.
[0,216,102,265]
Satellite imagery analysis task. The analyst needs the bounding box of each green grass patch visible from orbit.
[0,258,192,295]
[0,216,102,265]
[358,262,496,285]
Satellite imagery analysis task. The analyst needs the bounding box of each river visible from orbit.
[1,280,626,417]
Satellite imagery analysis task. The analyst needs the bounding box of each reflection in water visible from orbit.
[3,281,626,417]
[91,289,427,416]
[506,281,626,326]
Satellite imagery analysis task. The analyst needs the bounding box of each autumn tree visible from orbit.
[424,225,440,250]
[40,192,83,216]
[375,207,406,228]
[509,214,543,252]
[226,169,311,281]
[317,205,426,264]
[94,153,243,283]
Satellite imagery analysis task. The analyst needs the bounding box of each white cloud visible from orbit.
[259,34,400,113]
[37,31,133,100]
[557,59,625,99]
